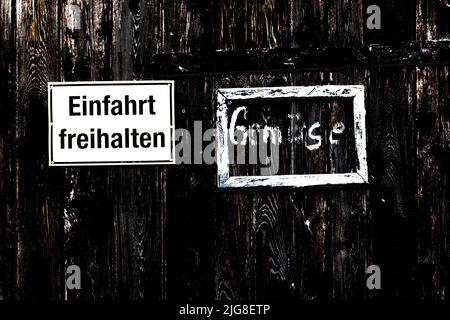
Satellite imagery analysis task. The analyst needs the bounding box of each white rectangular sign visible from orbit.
[48,81,175,166]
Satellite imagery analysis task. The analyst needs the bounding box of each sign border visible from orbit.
[48,80,175,166]
[216,85,368,188]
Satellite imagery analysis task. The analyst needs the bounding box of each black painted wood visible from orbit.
[0,0,448,301]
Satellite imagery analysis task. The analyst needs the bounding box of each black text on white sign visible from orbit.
[48,81,175,166]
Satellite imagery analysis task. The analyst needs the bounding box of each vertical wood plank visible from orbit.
[15,0,64,299]
[417,0,450,42]
[215,193,255,299]
[290,69,372,300]
[166,77,216,299]
[365,66,419,299]
[415,66,450,299]
[215,0,291,50]
[290,0,364,48]
[252,192,290,299]
[111,0,168,299]
[166,0,213,53]
[0,0,16,300]
[61,0,117,299]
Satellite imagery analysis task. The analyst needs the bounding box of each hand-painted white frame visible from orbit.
[216,85,368,188]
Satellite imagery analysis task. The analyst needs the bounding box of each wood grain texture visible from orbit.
[61,0,116,299]
[14,0,63,299]
[166,77,216,299]
[0,0,16,300]
[148,42,450,77]
[415,66,450,299]
[291,0,364,47]
[215,0,290,50]
[365,66,419,299]
[112,0,168,300]
[0,0,449,301]
[417,0,450,42]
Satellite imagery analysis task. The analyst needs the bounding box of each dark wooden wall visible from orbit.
[0,0,449,300]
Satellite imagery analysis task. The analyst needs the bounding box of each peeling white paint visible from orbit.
[305,219,311,231]
[229,106,282,146]
[305,122,322,150]
[216,85,368,188]
[288,113,303,121]
[330,121,345,145]
[229,106,247,145]
[65,4,81,32]
[261,125,282,144]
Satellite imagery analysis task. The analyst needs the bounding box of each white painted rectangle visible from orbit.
[48,81,175,166]
[216,85,368,188]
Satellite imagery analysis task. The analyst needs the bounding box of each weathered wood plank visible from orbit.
[289,69,371,300]
[365,66,419,299]
[288,189,371,300]
[0,0,16,300]
[252,192,290,299]
[15,0,63,299]
[215,192,254,299]
[215,189,372,299]
[167,0,213,53]
[108,168,168,299]
[166,77,216,299]
[417,0,450,42]
[291,0,364,47]
[415,66,450,299]
[60,0,116,300]
[215,0,290,50]
[148,42,450,76]
[111,0,168,299]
